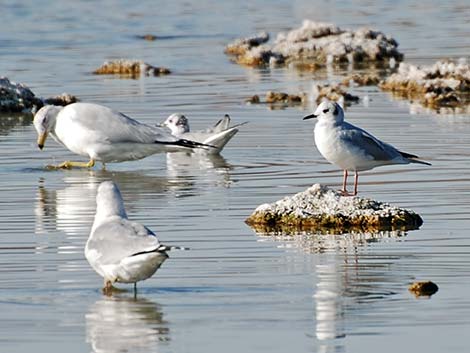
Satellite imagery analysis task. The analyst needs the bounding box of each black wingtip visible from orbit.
[155,139,216,150]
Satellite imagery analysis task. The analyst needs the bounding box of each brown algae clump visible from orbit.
[379,58,470,109]
[44,93,79,106]
[408,281,439,298]
[245,184,423,234]
[342,73,381,86]
[225,21,403,68]
[313,83,359,105]
[93,59,171,78]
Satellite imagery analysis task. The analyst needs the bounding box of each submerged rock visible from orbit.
[225,20,403,68]
[379,58,470,110]
[0,77,78,113]
[93,59,171,78]
[245,184,423,234]
[246,91,307,108]
[408,281,439,298]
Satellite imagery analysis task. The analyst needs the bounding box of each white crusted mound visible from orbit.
[380,58,470,109]
[225,20,403,67]
[246,184,422,234]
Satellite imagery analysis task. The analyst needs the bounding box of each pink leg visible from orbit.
[353,171,359,196]
[342,170,348,193]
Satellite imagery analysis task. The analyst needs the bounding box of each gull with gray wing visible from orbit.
[85,181,186,294]
[161,113,247,154]
[303,101,431,196]
[33,102,211,169]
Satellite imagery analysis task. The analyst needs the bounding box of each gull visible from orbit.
[85,181,186,294]
[303,101,431,196]
[33,102,210,169]
[161,113,247,154]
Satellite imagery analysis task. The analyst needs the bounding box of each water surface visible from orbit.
[1,1,470,352]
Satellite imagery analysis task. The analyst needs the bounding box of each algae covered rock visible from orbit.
[245,184,423,234]
[379,58,470,110]
[93,59,171,78]
[225,20,403,68]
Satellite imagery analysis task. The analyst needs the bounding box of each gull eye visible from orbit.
[323,108,329,113]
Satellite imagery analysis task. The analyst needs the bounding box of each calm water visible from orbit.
[1,1,470,352]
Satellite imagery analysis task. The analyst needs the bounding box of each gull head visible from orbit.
[33,105,63,150]
[303,101,344,124]
[95,181,128,220]
[162,113,190,136]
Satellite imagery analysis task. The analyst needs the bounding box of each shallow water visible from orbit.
[1,1,470,352]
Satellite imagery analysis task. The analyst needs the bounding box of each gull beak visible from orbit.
[37,132,48,150]
[302,113,318,120]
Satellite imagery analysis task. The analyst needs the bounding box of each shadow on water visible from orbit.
[86,295,169,353]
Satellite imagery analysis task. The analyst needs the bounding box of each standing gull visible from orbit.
[161,113,247,154]
[85,181,186,294]
[303,101,430,196]
[33,102,210,169]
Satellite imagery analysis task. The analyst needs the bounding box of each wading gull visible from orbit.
[33,102,210,169]
[161,113,247,154]
[85,181,186,294]
[303,101,430,196]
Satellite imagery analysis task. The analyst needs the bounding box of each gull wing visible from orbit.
[63,103,179,144]
[340,122,402,161]
[87,218,164,265]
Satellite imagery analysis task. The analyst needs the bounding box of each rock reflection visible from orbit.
[0,112,33,136]
[258,230,407,352]
[166,152,233,188]
[86,296,169,353]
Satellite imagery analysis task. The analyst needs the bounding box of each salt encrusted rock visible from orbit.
[245,184,423,234]
[225,20,403,68]
[224,32,270,56]
[408,281,439,298]
[313,83,359,105]
[0,77,78,113]
[93,59,171,78]
[342,73,381,86]
[0,77,43,113]
[379,58,470,109]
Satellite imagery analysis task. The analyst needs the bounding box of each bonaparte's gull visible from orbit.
[303,101,431,196]
[161,113,247,154]
[33,102,210,169]
[85,181,186,294]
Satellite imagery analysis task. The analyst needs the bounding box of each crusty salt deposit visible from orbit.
[93,59,171,77]
[225,20,403,68]
[379,58,470,109]
[245,184,423,234]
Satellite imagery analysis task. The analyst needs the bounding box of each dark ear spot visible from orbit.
[322,108,329,113]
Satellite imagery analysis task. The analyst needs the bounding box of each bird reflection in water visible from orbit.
[166,151,233,188]
[86,295,169,353]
